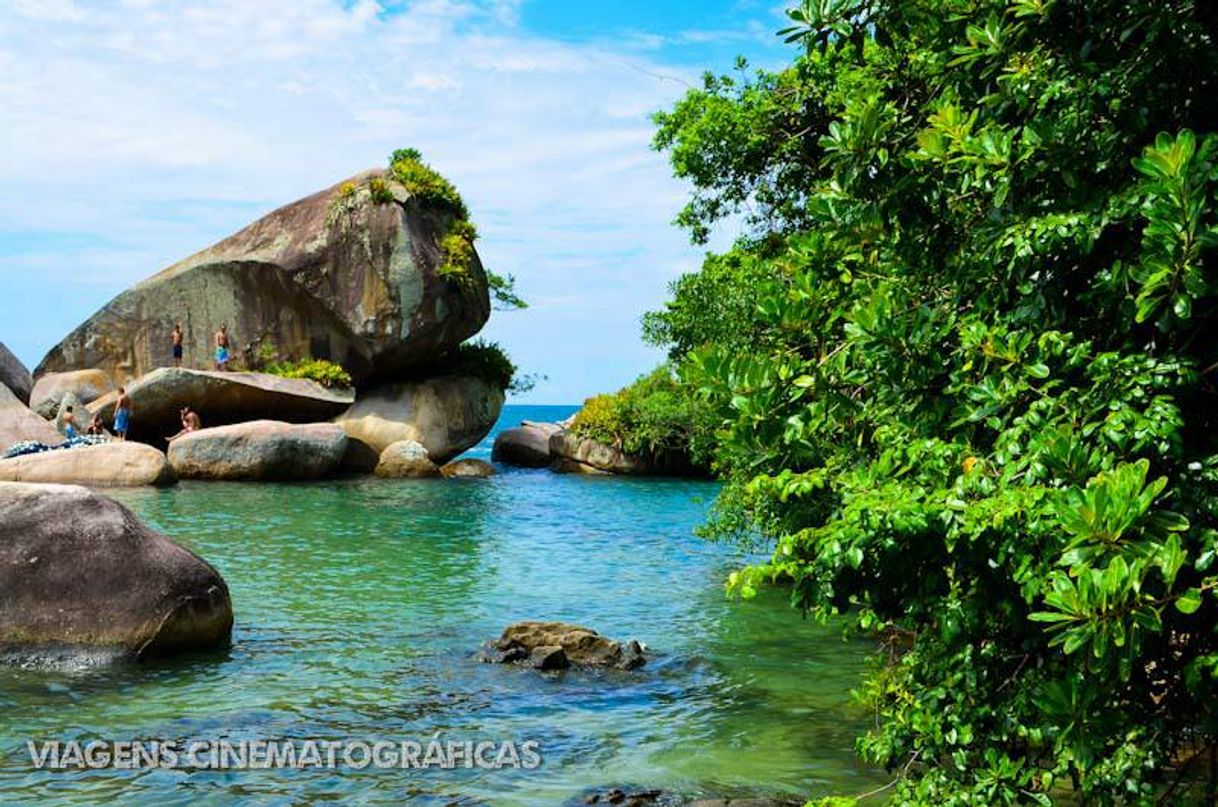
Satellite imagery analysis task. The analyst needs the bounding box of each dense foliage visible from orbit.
[649,1,1218,803]
[263,357,353,390]
[570,366,709,462]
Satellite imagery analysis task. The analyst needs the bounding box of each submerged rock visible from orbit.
[168,420,347,481]
[35,169,490,387]
[90,368,354,444]
[549,431,701,477]
[482,622,647,671]
[375,439,440,479]
[31,369,115,419]
[336,374,503,464]
[441,458,495,479]
[492,421,561,467]
[0,482,232,657]
[0,342,32,405]
[0,442,176,487]
[0,383,60,450]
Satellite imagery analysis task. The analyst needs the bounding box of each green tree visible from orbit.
[651,1,1218,802]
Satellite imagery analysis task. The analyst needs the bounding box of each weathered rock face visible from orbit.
[35,169,491,388]
[0,442,176,487]
[31,369,116,419]
[90,368,354,444]
[482,622,647,671]
[336,374,504,465]
[0,342,32,405]
[0,482,232,656]
[0,384,60,450]
[549,431,702,477]
[168,420,347,481]
[374,440,440,478]
[441,458,495,479]
[492,421,561,467]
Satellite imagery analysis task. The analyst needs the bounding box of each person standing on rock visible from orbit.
[214,325,231,371]
[114,387,132,441]
[172,324,184,368]
[62,406,79,440]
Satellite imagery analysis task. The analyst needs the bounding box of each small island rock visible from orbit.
[168,420,347,481]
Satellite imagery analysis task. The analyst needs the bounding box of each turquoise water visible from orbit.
[0,406,884,806]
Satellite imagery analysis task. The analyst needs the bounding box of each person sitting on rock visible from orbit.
[86,413,106,436]
[114,387,132,441]
[214,324,231,371]
[172,323,184,368]
[166,407,202,443]
[62,406,79,440]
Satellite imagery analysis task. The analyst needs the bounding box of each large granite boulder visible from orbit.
[168,420,348,480]
[0,342,32,405]
[481,622,647,671]
[492,421,562,467]
[0,482,232,657]
[0,442,176,487]
[35,170,490,388]
[374,439,440,479]
[90,368,354,444]
[549,431,702,477]
[0,384,60,450]
[31,369,116,419]
[336,374,504,465]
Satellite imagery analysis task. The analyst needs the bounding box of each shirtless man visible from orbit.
[62,406,79,440]
[167,407,202,443]
[215,324,231,371]
[114,387,132,441]
[172,324,184,368]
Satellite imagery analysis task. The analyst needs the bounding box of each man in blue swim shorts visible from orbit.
[114,387,132,440]
[215,324,231,371]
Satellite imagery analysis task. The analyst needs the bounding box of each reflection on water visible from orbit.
[0,407,885,806]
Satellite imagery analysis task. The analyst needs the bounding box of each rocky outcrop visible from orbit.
[31,369,115,419]
[0,342,32,405]
[0,384,60,450]
[375,440,440,478]
[482,622,647,671]
[167,420,347,481]
[0,482,232,656]
[336,374,503,465]
[90,368,354,444]
[0,442,176,487]
[441,458,495,479]
[549,431,701,477]
[35,170,490,388]
[492,421,561,467]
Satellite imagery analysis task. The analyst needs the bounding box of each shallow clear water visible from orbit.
[0,406,884,806]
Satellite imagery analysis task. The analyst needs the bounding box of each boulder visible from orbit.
[0,442,176,487]
[0,482,232,656]
[492,422,561,467]
[168,420,347,481]
[374,440,440,478]
[31,369,115,419]
[339,438,381,476]
[90,368,354,444]
[35,169,490,388]
[336,374,504,464]
[0,384,60,450]
[482,622,647,670]
[549,431,701,477]
[0,342,32,404]
[441,458,495,479]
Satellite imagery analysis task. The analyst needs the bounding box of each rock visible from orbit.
[549,431,701,477]
[0,482,232,656]
[339,438,381,475]
[578,788,664,807]
[686,800,803,807]
[336,374,504,464]
[90,368,354,444]
[31,369,116,419]
[0,442,176,487]
[35,169,490,388]
[528,645,570,671]
[483,622,647,670]
[0,384,60,450]
[374,439,440,478]
[168,421,347,481]
[441,458,495,479]
[492,422,561,467]
[0,342,32,405]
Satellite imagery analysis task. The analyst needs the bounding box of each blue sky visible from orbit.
[0,0,793,403]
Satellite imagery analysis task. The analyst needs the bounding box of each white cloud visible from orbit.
[0,0,728,401]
